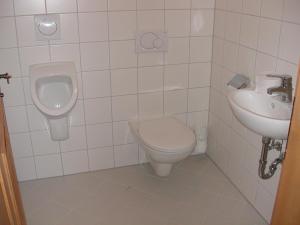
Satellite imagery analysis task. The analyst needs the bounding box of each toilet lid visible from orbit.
[138,117,196,153]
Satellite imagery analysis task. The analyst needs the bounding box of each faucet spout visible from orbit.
[267,86,286,95]
[266,74,293,103]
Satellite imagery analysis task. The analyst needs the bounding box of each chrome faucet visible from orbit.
[266,74,293,103]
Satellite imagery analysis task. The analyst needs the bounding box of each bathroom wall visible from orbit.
[208,0,300,222]
[0,0,214,181]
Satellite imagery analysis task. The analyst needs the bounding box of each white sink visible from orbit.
[227,90,292,139]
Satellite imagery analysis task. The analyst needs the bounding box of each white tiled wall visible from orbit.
[209,0,299,222]
[0,0,213,181]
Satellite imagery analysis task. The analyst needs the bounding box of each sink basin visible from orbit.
[227,90,292,139]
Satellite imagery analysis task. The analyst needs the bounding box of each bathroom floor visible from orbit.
[20,155,267,225]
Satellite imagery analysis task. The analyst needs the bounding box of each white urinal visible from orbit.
[30,62,78,141]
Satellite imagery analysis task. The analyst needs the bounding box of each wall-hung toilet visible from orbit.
[130,117,196,176]
[30,62,78,141]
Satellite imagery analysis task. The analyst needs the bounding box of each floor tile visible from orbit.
[20,155,267,225]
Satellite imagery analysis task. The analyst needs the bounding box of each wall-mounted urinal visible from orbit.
[30,62,78,141]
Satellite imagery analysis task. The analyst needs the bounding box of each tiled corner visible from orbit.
[209,0,300,223]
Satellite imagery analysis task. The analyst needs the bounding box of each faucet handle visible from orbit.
[266,74,292,80]
[266,74,292,87]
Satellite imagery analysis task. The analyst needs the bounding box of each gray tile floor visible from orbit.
[20,155,268,225]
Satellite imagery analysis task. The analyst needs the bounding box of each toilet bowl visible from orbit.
[130,117,196,176]
[30,62,78,141]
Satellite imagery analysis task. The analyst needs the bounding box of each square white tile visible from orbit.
[113,121,136,145]
[14,157,36,181]
[138,66,163,93]
[10,133,33,158]
[50,44,81,72]
[282,0,300,24]
[258,18,281,56]
[31,130,60,155]
[243,0,262,16]
[80,42,110,71]
[108,0,136,11]
[164,90,188,115]
[214,10,226,38]
[78,12,108,42]
[69,100,85,126]
[82,70,111,98]
[227,0,243,12]
[86,123,113,148]
[114,143,139,167]
[112,95,138,121]
[84,97,112,124]
[60,126,87,152]
[191,9,214,36]
[35,154,63,178]
[26,105,48,131]
[138,92,164,119]
[165,38,189,64]
[109,11,136,40]
[255,53,277,78]
[237,46,256,78]
[1,77,25,107]
[46,0,77,13]
[240,15,260,49]
[138,52,164,67]
[5,106,29,133]
[88,147,114,171]
[62,150,89,175]
[190,37,212,63]
[77,0,107,12]
[164,64,188,91]
[0,0,14,16]
[137,0,164,9]
[192,0,215,9]
[188,87,210,112]
[225,12,241,42]
[0,17,18,48]
[14,0,45,15]
[278,22,300,64]
[189,63,211,88]
[137,10,165,31]
[19,46,50,76]
[109,40,137,69]
[165,10,190,37]
[223,41,239,72]
[165,0,191,9]
[261,0,284,19]
[0,48,21,76]
[111,68,137,96]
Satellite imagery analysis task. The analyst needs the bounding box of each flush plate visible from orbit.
[35,14,61,41]
[136,31,168,53]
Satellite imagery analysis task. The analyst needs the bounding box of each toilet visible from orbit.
[130,117,196,176]
[30,62,78,141]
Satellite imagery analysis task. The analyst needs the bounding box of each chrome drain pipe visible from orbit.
[259,137,285,179]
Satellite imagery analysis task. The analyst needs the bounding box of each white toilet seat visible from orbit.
[138,117,196,154]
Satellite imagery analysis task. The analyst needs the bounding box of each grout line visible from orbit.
[275,18,285,72]
[186,0,193,122]
[207,0,217,140]
[10,0,39,180]
[162,0,166,115]
[206,154,269,224]
[75,0,91,172]
[107,0,116,168]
